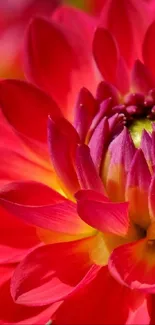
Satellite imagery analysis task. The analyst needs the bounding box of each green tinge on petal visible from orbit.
[129,119,153,147]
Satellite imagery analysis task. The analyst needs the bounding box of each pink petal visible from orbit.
[89,117,109,172]
[0,181,92,236]
[143,20,155,79]
[131,60,154,94]
[93,27,118,85]
[109,238,155,293]
[48,116,80,196]
[89,98,112,134]
[126,149,151,229]
[140,130,152,170]
[105,127,136,201]
[73,87,98,142]
[76,144,105,194]
[11,238,100,306]
[77,191,129,236]
[25,9,97,119]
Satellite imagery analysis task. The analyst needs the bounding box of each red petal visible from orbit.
[0,79,60,142]
[93,27,118,85]
[0,207,39,264]
[76,144,105,194]
[48,116,80,197]
[0,277,61,324]
[148,175,155,221]
[77,191,129,236]
[0,148,60,190]
[109,238,155,293]
[96,81,119,105]
[53,267,148,325]
[0,181,92,236]
[0,79,61,161]
[11,238,100,306]
[131,60,154,94]
[0,264,14,287]
[25,10,97,119]
[143,20,155,79]
[126,149,151,229]
[100,0,151,67]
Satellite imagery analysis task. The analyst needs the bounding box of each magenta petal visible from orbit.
[140,130,152,169]
[105,127,136,201]
[89,117,109,172]
[77,195,129,236]
[73,87,98,142]
[48,116,80,196]
[76,144,105,194]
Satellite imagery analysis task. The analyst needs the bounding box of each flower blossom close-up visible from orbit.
[2,0,155,324]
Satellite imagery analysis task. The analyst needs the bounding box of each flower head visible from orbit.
[1,0,155,324]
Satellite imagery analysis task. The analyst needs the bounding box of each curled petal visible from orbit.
[53,267,149,325]
[109,238,155,293]
[11,238,101,306]
[77,190,129,236]
[0,181,92,236]
[0,278,61,324]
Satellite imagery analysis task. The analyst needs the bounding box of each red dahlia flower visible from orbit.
[1,0,155,324]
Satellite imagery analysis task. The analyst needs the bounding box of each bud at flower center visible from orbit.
[129,118,153,147]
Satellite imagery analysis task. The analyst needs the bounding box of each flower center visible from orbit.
[129,118,152,147]
[112,89,155,146]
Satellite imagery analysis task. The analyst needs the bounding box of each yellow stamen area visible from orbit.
[129,119,152,147]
